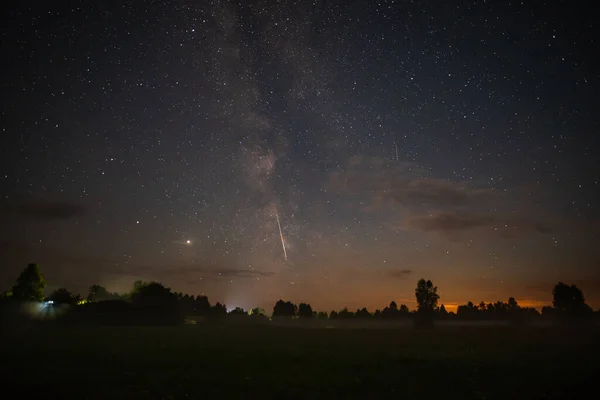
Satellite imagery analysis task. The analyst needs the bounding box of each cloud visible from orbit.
[387,178,497,208]
[328,156,496,211]
[330,155,561,242]
[0,240,276,282]
[213,268,276,278]
[1,200,85,220]
[495,217,553,238]
[408,212,495,233]
[404,210,553,239]
[390,269,413,279]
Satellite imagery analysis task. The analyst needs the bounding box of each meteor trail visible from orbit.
[275,213,288,261]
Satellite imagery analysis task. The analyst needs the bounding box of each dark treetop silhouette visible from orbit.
[1,264,598,326]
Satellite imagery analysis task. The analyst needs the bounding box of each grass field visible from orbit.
[1,323,598,399]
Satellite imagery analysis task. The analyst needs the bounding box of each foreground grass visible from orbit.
[1,323,598,399]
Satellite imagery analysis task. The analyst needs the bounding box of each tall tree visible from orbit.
[382,301,399,319]
[415,279,439,314]
[552,282,591,318]
[298,303,314,318]
[273,300,297,317]
[211,302,227,317]
[11,263,46,301]
[415,279,439,328]
[194,295,211,315]
[439,304,448,317]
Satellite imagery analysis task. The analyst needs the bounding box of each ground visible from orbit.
[1,323,597,399]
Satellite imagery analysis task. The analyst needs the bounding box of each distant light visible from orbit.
[186,240,191,245]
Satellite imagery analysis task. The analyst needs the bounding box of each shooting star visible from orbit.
[275,213,288,261]
[393,137,399,161]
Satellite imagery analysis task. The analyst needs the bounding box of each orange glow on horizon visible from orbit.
[440,299,549,313]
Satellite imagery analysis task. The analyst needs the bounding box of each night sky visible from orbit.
[1,1,598,312]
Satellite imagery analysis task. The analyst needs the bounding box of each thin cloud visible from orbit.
[408,211,495,233]
[390,269,414,279]
[387,178,497,208]
[496,217,553,238]
[0,240,276,282]
[2,200,85,221]
[328,156,496,211]
[214,268,276,278]
[404,211,553,240]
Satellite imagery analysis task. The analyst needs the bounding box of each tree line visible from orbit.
[1,263,598,326]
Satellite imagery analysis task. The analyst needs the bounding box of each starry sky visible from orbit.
[1,0,598,312]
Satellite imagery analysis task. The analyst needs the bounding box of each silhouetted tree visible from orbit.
[438,304,448,319]
[298,303,314,318]
[229,307,247,316]
[382,301,398,319]
[453,298,543,324]
[317,311,328,319]
[48,288,80,305]
[210,302,227,317]
[129,281,181,324]
[415,279,439,328]
[489,301,509,319]
[355,307,371,319]
[329,310,338,319]
[373,309,382,318]
[194,295,211,315]
[338,307,354,319]
[541,306,557,318]
[415,279,439,313]
[457,301,479,320]
[11,263,46,301]
[504,297,527,324]
[130,282,175,308]
[86,285,115,302]
[273,300,297,317]
[173,293,210,316]
[250,307,265,317]
[552,282,592,319]
[521,307,540,318]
